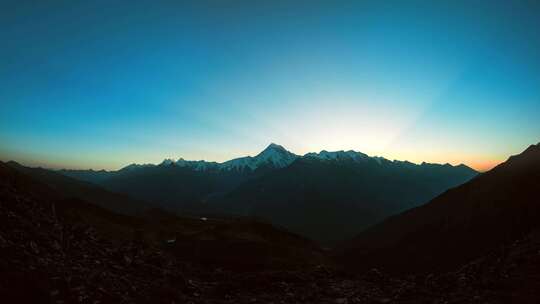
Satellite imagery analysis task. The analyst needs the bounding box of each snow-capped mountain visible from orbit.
[304,150,369,162]
[140,143,300,172]
[175,158,219,171]
[162,144,376,172]
[221,143,299,171]
[119,143,474,173]
[59,142,479,244]
[160,159,175,166]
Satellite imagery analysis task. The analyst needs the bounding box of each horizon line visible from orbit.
[1,141,506,173]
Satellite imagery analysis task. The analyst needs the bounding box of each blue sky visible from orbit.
[1,0,539,171]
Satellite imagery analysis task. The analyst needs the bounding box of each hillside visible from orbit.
[339,143,540,273]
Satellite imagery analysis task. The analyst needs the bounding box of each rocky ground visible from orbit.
[1,166,540,303]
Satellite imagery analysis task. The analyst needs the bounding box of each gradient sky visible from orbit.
[1,0,539,171]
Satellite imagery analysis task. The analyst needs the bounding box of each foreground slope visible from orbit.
[0,161,330,302]
[339,143,540,273]
[3,160,540,303]
[0,161,324,268]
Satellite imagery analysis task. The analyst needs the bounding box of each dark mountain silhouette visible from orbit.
[60,144,298,212]
[2,157,539,303]
[100,164,237,212]
[55,144,477,243]
[339,143,540,274]
[59,168,115,184]
[5,161,148,214]
[211,155,477,243]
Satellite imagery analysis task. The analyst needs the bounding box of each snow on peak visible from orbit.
[160,159,175,166]
[221,143,299,171]
[123,143,471,173]
[265,143,287,152]
[159,144,372,172]
[175,158,219,170]
[256,143,297,163]
[304,150,369,162]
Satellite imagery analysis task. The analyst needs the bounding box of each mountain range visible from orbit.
[58,143,478,242]
[2,142,540,303]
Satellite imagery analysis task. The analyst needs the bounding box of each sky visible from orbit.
[1,0,539,171]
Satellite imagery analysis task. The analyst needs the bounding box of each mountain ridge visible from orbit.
[57,143,477,174]
[27,143,478,242]
[338,142,540,273]
[211,151,478,243]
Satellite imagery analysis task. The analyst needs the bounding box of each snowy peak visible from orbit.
[144,143,300,172]
[175,158,219,171]
[260,143,288,154]
[160,159,175,166]
[304,150,369,162]
[222,143,299,171]
[130,143,478,174]
[254,143,298,166]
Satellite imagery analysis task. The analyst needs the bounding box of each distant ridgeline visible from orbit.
[58,143,477,243]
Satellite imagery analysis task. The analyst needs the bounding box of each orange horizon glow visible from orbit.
[1,142,507,173]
